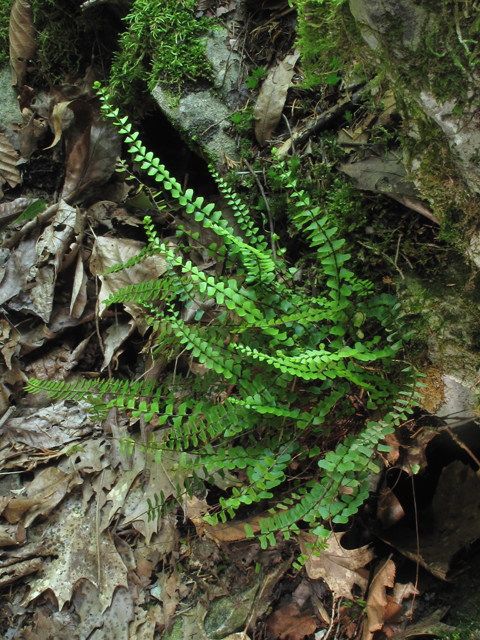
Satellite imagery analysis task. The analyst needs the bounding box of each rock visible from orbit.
[0,66,22,129]
[415,90,480,193]
[204,582,259,639]
[435,374,477,421]
[152,29,241,163]
[398,272,480,389]
[348,0,429,51]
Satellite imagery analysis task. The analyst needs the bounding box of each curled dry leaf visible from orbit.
[0,133,22,198]
[254,50,300,147]
[9,0,36,87]
[362,559,396,640]
[266,603,317,640]
[2,466,82,528]
[299,531,374,600]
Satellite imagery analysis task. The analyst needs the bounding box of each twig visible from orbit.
[282,113,295,156]
[243,159,277,261]
[324,598,338,640]
[2,202,59,249]
[0,406,15,430]
[241,567,267,640]
[96,468,105,587]
[444,425,480,470]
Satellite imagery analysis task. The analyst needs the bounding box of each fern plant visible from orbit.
[26,83,420,565]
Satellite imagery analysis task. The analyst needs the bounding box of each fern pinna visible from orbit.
[26,83,419,566]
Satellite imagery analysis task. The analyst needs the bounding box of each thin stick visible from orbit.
[282,113,295,156]
[243,159,277,261]
[444,426,480,470]
[96,468,105,587]
[2,202,59,249]
[0,406,15,430]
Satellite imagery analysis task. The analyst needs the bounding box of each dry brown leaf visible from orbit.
[192,511,270,544]
[73,581,134,640]
[101,319,136,371]
[0,132,22,197]
[389,609,455,640]
[0,557,43,586]
[62,116,121,203]
[24,337,90,381]
[298,531,374,600]
[19,609,77,640]
[24,492,128,611]
[362,559,396,640]
[377,487,405,529]
[9,0,36,87]
[254,50,300,147]
[266,603,316,640]
[89,236,167,330]
[0,523,18,546]
[70,248,88,318]
[3,467,82,527]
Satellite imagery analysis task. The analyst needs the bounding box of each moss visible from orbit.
[0,0,11,67]
[108,0,217,119]
[291,0,365,88]
[29,0,119,85]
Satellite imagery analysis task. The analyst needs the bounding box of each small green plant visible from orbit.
[246,66,267,90]
[0,0,11,67]
[27,83,421,561]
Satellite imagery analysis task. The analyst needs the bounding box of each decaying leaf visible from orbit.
[389,609,455,640]
[101,319,136,371]
[73,579,134,640]
[298,531,374,599]
[22,492,128,611]
[2,466,82,527]
[9,0,37,87]
[0,132,22,197]
[363,559,396,640]
[70,248,88,318]
[24,337,90,381]
[62,116,122,203]
[89,236,168,330]
[377,486,405,529]
[19,609,78,640]
[254,51,300,147]
[266,603,317,640]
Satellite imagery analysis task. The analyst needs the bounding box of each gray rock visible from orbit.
[435,374,477,421]
[348,0,429,51]
[415,90,480,193]
[152,29,241,162]
[398,273,480,389]
[204,582,259,639]
[0,66,22,129]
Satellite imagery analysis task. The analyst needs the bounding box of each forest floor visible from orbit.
[0,1,480,639]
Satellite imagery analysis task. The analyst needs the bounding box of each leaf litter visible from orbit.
[0,5,474,640]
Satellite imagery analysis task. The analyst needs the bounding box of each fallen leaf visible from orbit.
[254,51,300,147]
[2,466,82,527]
[24,337,90,381]
[377,487,405,529]
[19,608,77,640]
[0,557,43,586]
[390,609,455,640]
[266,603,316,640]
[101,320,136,371]
[70,248,88,318]
[362,559,396,640]
[73,580,134,640]
[22,492,128,611]
[0,132,22,197]
[9,0,37,87]
[62,116,122,203]
[89,236,167,331]
[298,531,374,599]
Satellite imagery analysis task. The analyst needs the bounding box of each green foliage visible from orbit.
[109,0,216,113]
[26,83,421,556]
[246,66,267,90]
[289,0,363,89]
[30,0,117,83]
[0,0,11,67]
